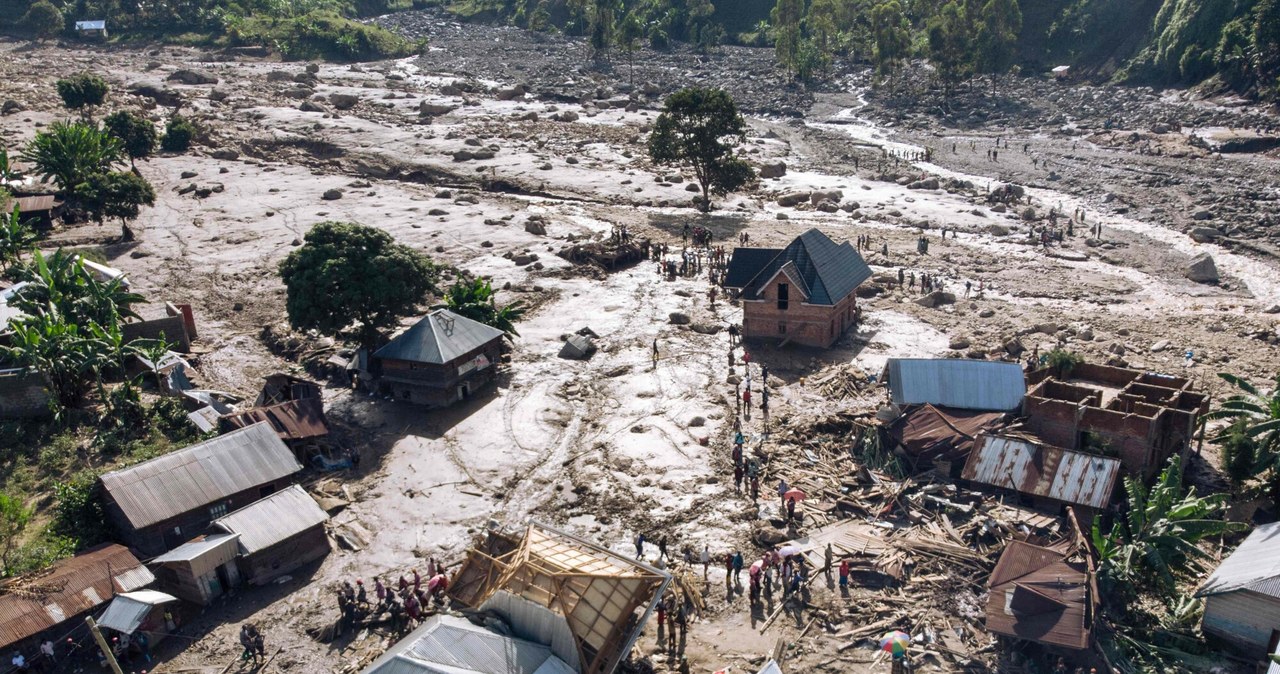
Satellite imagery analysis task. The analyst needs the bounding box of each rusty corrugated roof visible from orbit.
[986,541,1095,651]
[13,196,54,213]
[887,404,1006,464]
[219,397,329,442]
[0,544,152,650]
[962,435,1121,509]
[99,421,302,530]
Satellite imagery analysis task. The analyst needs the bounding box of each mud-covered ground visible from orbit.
[0,16,1277,674]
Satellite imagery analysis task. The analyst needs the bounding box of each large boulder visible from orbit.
[1186,252,1219,283]
[776,191,811,207]
[810,189,843,205]
[166,69,218,85]
[127,82,182,107]
[1189,226,1221,243]
[329,93,360,110]
[418,101,458,116]
[758,160,786,179]
[908,177,940,190]
[668,312,691,325]
[495,84,529,101]
[915,291,957,308]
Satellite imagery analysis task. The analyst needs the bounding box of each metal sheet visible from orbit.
[1196,521,1280,599]
[96,591,177,634]
[374,310,506,365]
[962,435,1120,509]
[887,358,1026,412]
[100,421,302,529]
[219,397,329,441]
[363,615,574,674]
[986,541,1095,651]
[213,485,328,554]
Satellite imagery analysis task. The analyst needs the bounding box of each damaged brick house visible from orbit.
[1021,363,1209,480]
[725,229,872,348]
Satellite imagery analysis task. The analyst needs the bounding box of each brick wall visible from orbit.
[123,315,191,352]
[0,370,52,419]
[742,273,857,348]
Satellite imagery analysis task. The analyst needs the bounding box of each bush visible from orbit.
[51,472,108,546]
[21,0,63,41]
[56,74,109,111]
[228,10,415,62]
[161,114,196,152]
[103,110,158,165]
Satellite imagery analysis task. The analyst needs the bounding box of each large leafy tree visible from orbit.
[279,221,437,352]
[21,121,123,194]
[974,0,1021,94]
[772,0,805,75]
[73,171,156,242]
[1091,455,1244,594]
[927,0,972,96]
[648,87,754,213]
[103,110,159,168]
[1205,372,1280,506]
[20,0,63,42]
[871,1,911,82]
[56,73,109,114]
[444,277,526,337]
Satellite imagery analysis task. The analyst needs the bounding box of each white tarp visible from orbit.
[97,591,178,634]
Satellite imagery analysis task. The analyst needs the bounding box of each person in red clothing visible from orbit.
[838,559,850,592]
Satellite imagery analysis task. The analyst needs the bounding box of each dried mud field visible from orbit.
[0,16,1278,674]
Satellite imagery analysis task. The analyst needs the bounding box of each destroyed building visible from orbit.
[370,309,506,408]
[446,522,670,674]
[884,403,1006,475]
[986,540,1098,654]
[961,434,1121,520]
[99,421,303,555]
[1021,363,1208,479]
[724,228,871,348]
[1195,521,1280,658]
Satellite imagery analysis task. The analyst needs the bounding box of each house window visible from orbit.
[778,322,787,335]
[209,503,228,519]
[777,283,789,310]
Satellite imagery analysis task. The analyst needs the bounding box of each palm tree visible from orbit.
[20,121,123,194]
[0,205,38,272]
[444,277,526,337]
[1204,373,1280,507]
[1091,455,1245,594]
[12,249,142,328]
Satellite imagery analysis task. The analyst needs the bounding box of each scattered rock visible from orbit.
[688,416,706,428]
[1189,226,1221,243]
[321,189,343,201]
[1191,209,1214,221]
[329,93,359,110]
[907,177,939,190]
[209,149,239,161]
[299,100,328,113]
[915,291,956,308]
[179,171,198,179]
[949,336,971,350]
[776,191,811,207]
[266,70,295,82]
[668,312,691,325]
[1186,252,1219,283]
[1,100,24,115]
[758,160,786,179]
[810,189,843,205]
[978,308,995,318]
[418,101,458,116]
[525,219,547,236]
[1151,340,1170,353]
[166,69,218,85]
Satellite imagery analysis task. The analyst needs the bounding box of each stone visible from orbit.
[1108,342,1126,356]
[688,416,706,428]
[495,84,529,101]
[180,171,198,179]
[1,100,25,115]
[776,213,789,220]
[978,308,995,318]
[1186,252,1219,283]
[1189,226,1221,243]
[480,240,494,248]
[428,208,448,216]
[321,189,343,201]
[907,177,939,190]
[1151,340,1170,353]
[305,63,320,74]
[1035,322,1059,335]
[1263,304,1280,314]
[985,223,1010,236]
[167,69,218,85]
[299,100,328,113]
[329,93,359,110]
[776,191,811,207]
[266,70,295,82]
[552,110,580,122]
[208,89,229,102]
[810,189,843,205]
[210,149,239,161]
[525,220,547,236]
[1191,209,1214,221]
[668,312,691,325]
[685,183,700,192]
[127,82,182,106]
[512,254,535,266]
[915,291,956,308]
[949,336,971,350]
[817,201,839,213]
[758,160,786,179]
[419,102,458,116]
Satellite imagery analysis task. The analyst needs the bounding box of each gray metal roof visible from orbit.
[96,591,177,634]
[374,309,505,365]
[100,422,302,529]
[736,229,872,305]
[724,248,781,289]
[364,615,576,674]
[962,435,1120,509]
[151,533,241,564]
[76,20,106,29]
[213,485,329,554]
[886,358,1027,412]
[1196,521,1280,599]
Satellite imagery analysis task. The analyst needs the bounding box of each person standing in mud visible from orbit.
[733,463,744,493]
[750,474,760,502]
[635,533,645,559]
[652,338,659,368]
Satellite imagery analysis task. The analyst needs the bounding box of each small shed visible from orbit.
[7,196,55,229]
[363,614,577,674]
[74,20,108,38]
[557,334,596,360]
[1195,521,1280,658]
[150,533,243,605]
[96,590,179,645]
[213,485,331,585]
[884,358,1026,412]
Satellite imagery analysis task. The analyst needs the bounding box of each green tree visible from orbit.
[871,1,911,82]
[21,0,63,42]
[444,277,526,337]
[588,0,618,58]
[1205,372,1280,506]
[974,0,1021,94]
[0,494,34,575]
[1255,0,1280,96]
[687,0,718,53]
[21,121,123,194]
[56,73,110,114]
[73,171,156,241]
[161,114,196,153]
[2,311,109,413]
[926,0,971,96]
[618,11,644,85]
[807,0,843,66]
[1091,455,1244,594]
[279,221,438,352]
[103,110,158,168]
[647,87,754,213]
[772,0,805,75]
[0,204,38,272]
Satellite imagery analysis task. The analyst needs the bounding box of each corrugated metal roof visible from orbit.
[1268,640,1280,674]
[0,544,151,650]
[724,248,782,289]
[364,615,575,674]
[374,310,505,365]
[736,229,872,305]
[986,541,1095,651]
[219,397,329,441]
[962,435,1120,509]
[1196,521,1280,599]
[96,591,177,634]
[99,422,302,530]
[13,196,54,213]
[887,403,1006,463]
[213,485,329,554]
[75,20,106,29]
[886,358,1026,412]
[151,533,241,564]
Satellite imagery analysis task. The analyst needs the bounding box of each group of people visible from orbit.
[237,623,266,664]
[335,560,452,636]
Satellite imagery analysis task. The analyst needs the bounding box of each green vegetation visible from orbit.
[20,0,62,41]
[1205,372,1280,507]
[104,110,159,167]
[647,87,754,212]
[21,121,124,195]
[279,221,438,352]
[1045,347,1082,378]
[444,277,526,336]
[0,494,34,575]
[0,204,39,272]
[224,10,418,61]
[55,73,109,113]
[73,171,156,241]
[161,114,196,153]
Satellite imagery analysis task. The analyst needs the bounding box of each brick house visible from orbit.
[371,309,506,408]
[99,421,303,556]
[725,229,872,348]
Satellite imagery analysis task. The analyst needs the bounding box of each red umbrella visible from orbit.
[783,488,806,502]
